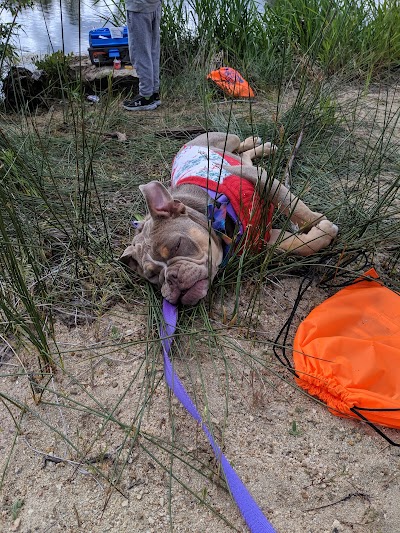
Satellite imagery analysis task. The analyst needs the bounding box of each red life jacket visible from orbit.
[171,145,273,251]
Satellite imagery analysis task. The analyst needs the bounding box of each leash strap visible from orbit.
[161,299,276,533]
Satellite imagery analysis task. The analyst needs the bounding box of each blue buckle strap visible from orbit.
[204,188,243,264]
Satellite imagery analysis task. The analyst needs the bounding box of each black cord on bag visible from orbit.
[318,250,371,288]
[272,250,370,374]
[351,407,400,447]
[272,273,315,376]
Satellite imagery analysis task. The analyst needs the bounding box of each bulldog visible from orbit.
[121,132,338,305]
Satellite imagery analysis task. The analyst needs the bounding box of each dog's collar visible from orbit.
[203,188,243,262]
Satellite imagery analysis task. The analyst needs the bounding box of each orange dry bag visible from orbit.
[293,268,400,438]
[207,67,255,99]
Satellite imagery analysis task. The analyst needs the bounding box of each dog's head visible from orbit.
[121,181,223,305]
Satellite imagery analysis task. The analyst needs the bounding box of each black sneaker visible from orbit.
[123,94,157,111]
[153,92,161,107]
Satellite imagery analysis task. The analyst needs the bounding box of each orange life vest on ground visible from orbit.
[207,67,255,99]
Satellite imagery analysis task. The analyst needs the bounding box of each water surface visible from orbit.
[3,0,123,57]
[4,0,268,58]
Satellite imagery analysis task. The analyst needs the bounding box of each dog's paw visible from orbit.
[246,135,262,147]
[299,211,326,232]
[240,136,263,152]
[316,220,339,238]
[300,220,338,255]
[310,211,326,223]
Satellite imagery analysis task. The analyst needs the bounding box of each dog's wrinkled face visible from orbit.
[121,181,223,305]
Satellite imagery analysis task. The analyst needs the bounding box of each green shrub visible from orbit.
[161,0,400,85]
[33,50,76,99]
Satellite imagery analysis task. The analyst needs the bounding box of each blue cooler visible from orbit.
[88,27,130,66]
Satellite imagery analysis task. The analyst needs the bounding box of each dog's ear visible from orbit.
[120,244,140,271]
[120,242,164,286]
[139,181,186,219]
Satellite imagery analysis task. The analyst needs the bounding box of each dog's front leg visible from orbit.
[269,179,327,230]
[186,132,242,153]
[239,141,277,166]
[269,222,338,256]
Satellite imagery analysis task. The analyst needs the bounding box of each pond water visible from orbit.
[3,0,124,57]
[3,0,267,58]
[3,0,382,59]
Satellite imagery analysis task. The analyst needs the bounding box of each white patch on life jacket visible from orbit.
[171,145,232,187]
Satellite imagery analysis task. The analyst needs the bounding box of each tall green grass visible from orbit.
[161,0,400,85]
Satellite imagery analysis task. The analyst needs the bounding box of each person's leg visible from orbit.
[126,10,154,98]
[151,4,161,101]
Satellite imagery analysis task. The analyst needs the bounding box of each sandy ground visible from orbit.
[1,274,400,533]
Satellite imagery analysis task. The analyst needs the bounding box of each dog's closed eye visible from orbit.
[172,237,181,254]
[142,265,163,285]
[160,236,200,260]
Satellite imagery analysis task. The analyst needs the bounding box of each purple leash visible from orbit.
[161,299,276,533]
